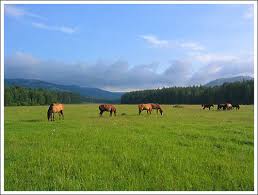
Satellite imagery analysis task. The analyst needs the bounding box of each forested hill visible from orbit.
[5,78,124,101]
[121,80,254,105]
[4,86,117,106]
[204,76,253,87]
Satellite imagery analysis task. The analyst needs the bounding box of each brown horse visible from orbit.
[138,104,152,115]
[202,104,214,110]
[232,104,240,110]
[217,104,225,110]
[47,103,64,121]
[99,104,116,116]
[151,103,163,115]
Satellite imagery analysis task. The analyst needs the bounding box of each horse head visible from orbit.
[47,107,52,121]
[159,108,163,115]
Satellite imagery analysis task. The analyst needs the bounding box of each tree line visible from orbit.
[4,86,115,106]
[121,80,254,105]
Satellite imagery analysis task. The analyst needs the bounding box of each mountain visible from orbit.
[204,76,253,87]
[5,78,124,101]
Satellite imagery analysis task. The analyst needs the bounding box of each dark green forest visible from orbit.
[121,80,254,105]
[5,80,254,106]
[4,86,114,106]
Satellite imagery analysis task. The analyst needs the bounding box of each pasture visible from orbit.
[4,104,254,191]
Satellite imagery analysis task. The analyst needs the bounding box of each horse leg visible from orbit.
[99,110,103,116]
[110,111,112,116]
[60,110,64,119]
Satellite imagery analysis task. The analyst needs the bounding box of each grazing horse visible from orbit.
[202,104,214,110]
[217,104,227,110]
[99,104,116,116]
[47,103,64,121]
[232,104,240,110]
[138,104,152,115]
[151,103,163,115]
[217,104,224,110]
[226,103,233,110]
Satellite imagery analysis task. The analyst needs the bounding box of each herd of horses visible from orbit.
[47,103,163,121]
[47,102,240,121]
[202,103,240,110]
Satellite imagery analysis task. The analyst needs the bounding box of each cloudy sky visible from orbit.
[4,4,254,92]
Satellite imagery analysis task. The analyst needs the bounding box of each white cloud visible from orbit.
[190,53,239,64]
[180,42,205,51]
[5,51,253,91]
[243,6,254,19]
[189,53,254,85]
[4,52,191,90]
[9,51,40,65]
[141,34,205,51]
[32,22,77,34]
[140,35,169,48]
[5,5,76,34]
[5,5,45,20]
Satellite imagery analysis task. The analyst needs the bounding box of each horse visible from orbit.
[138,104,152,115]
[151,103,163,115]
[217,104,227,110]
[202,104,214,110]
[99,104,116,116]
[226,103,233,110]
[47,103,64,121]
[232,104,240,110]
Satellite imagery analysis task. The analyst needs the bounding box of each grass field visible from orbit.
[4,104,254,191]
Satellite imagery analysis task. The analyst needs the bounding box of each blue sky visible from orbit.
[4,3,254,91]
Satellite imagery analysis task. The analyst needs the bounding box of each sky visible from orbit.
[4,3,254,92]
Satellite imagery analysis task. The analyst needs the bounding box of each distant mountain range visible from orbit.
[5,76,253,102]
[5,79,124,101]
[204,76,253,87]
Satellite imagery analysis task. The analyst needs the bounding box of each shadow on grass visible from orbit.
[21,119,43,122]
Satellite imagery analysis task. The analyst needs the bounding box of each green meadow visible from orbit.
[4,104,254,191]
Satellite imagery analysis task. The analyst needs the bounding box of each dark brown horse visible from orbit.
[99,104,117,116]
[202,104,214,110]
[138,104,152,115]
[47,103,64,121]
[232,104,240,110]
[217,103,233,110]
[217,104,227,110]
[151,103,163,115]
